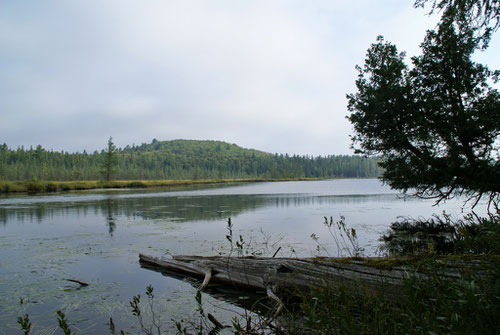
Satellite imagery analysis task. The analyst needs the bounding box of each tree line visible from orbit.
[0,139,381,181]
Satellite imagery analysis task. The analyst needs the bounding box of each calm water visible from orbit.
[0,179,479,334]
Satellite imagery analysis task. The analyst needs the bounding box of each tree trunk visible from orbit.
[139,254,471,300]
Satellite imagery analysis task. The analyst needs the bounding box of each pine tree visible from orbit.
[101,137,119,181]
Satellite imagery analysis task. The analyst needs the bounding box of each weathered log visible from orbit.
[138,253,472,301]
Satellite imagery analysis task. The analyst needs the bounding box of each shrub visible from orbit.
[380,213,500,255]
[24,181,44,193]
[127,181,147,188]
[45,182,58,192]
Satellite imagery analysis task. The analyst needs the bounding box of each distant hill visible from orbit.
[131,139,268,156]
[0,139,381,181]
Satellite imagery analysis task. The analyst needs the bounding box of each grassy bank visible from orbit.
[0,178,318,194]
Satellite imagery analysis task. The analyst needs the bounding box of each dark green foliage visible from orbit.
[0,140,382,182]
[342,5,500,330]
[397,266,500,335]
[300,282,391,334]
[381,213,500,255]
[381,216,457,255]
[101,137,119,181]
[347,19,500,207]
[453,216,500,254]
[415,0,500,47]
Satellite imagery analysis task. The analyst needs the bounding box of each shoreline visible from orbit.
[0,177,333,195]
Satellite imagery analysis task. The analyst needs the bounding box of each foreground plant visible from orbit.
[56,310,72,335]
[17,314,31,335]
[299,262,499,334]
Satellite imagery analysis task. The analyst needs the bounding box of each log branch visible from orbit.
[200,268,212,291]
[64,278,89,287]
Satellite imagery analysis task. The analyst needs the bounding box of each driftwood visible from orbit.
[138,254,470,302]
[64,278,89,287]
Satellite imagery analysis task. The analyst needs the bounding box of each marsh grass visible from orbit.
[0,178,317,195]
[297,257,499,335]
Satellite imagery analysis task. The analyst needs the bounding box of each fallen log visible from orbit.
[138,253,474,301]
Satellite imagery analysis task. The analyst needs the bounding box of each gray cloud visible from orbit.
[1,0,498,155]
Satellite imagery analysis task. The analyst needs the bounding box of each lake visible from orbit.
[0,179,479,334]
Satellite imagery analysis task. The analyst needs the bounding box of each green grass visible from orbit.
[294,257,499,335]
[0,177,318,194]
[293,255,500,334]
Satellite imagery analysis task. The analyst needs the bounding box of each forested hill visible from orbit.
[0,139,381,181]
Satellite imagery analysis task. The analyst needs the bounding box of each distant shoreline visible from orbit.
[0,178,334,195]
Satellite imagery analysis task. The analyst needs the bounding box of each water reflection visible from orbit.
[105,198,116,236]
[140,261,271,314]
[0,193,397,226]
[267,194,393,208]
[0,180,473,334]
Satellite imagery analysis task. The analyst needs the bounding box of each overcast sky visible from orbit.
[1,1,499,156]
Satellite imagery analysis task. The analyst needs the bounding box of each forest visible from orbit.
[0,139,381,181]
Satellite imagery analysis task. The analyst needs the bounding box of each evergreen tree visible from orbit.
[347,7,499,208]
[101,137,119,181]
